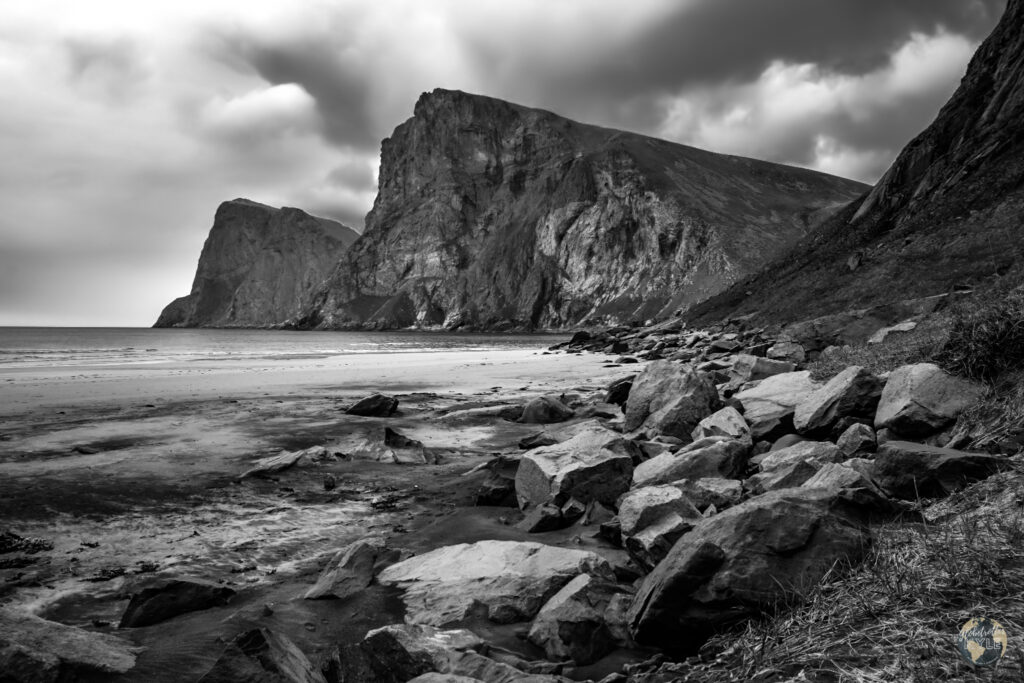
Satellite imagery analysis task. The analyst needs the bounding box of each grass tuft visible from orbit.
[807,315,951,381]
[935,286,1024,382]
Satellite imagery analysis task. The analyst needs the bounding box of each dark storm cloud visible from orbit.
[326,158,377,192]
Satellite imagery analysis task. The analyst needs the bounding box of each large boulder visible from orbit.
[605,375,635,407]
[802,462,893,511]
[199,628,325,683]
[633,438,748,488]
[624,361,720,440]
[870,441,1006,499]
[528,574,633,665]
[755,441,842,472]
[744,459,821,495]
[324,624,484,683]
[515,427,636,509]
[690,406,751,443]
[120,578,235,628]
[734,371,819,439]
[672,477,743,512]
[793,366,883,436]
[618,486,704,569]
[873,363,986,437]
[375,540,613,626]
[304,538,381,600]
[628,488,870,653]
[0,609,139,682]
[519,396,575,424]
[346,393,399,417]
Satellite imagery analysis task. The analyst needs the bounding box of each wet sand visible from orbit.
[0,347,639,681]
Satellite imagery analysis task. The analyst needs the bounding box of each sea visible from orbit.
[0,327,569,369]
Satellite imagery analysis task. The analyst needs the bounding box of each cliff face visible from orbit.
[155,199,358,328]
[690,0,1024,325]
[299,90,867,330]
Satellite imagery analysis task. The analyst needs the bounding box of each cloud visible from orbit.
[198,83,319,144]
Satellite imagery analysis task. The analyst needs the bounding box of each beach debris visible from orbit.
[198,627,325,683]
[120,578,235,628]
[345,393,399,417]
[0,608,140,679]
[303,538,382,600]
[0,531,53,555]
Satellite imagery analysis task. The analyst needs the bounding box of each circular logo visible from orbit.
[957,617,1007,666]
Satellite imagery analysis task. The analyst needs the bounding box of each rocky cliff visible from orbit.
[689,0,1024,326]
[297,90,867,330]
[154,199,358,328]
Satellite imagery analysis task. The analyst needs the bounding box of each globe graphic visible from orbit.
[957,618,1008,666]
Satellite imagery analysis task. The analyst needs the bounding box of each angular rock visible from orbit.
[868,320,918,345]
[734,371,819,439]
[240,446,332,478]
[837,422,877,458]
[690,406,751,443]
[519,396,575,424]
[633,438,749,488]
[304,539,381,600]
[516,504,566,533]
[346,393,399,417]
[515,427,636,509]
[793,366,883,435]
[745,459,820,495]
[770,433,809,451]
[727,355,796,387]
[199,628,325,683]
[120,578,235,628]
[475,474,518,507]
[618,486,702,537]
[528,574,633,664]
[628,488,870,653]
[874,363,986,437]
[625,513,701,572]
[755,441,842,472]
[871,441,1006,499]
[375,540,613,626]
[624,361,720,440]
[802,462,893,511]
[671,477,743,512]
[766,340,806,364]
[604,376,635,408]
[0,609,139,681]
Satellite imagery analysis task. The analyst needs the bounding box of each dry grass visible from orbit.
[948,371,1024,453]
[807,314,951,381]
[935,286,1024,382]
[651,465,1024,682]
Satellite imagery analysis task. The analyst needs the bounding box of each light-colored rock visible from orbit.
[624,361,720,440]
[868,320,918,345]
[628,487,870,654]
[793,366,883,435]
[766,340,806,364]
[376,541,613,626]
[837,423,877,458]
[0,609,139,682]
[240,446,332,478]
[618,486,701,537]
[802,462,892,510]
[671,477,743,512]
[515,427,636,509]
[691,406,751,443]
[756,441,842,472]
[870,441,1006,499]
[304,538,382,600]
[625,514,699,571]
[874,363,986,437]
[745,459,820,495]
[632,439,748,488]
[727,355,797,387]
[734,371,820,439]
[528,574,633,664]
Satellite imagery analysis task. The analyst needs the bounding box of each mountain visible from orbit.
[154,199,358,328]
[689,0,1024,327]
[295,89,867,331]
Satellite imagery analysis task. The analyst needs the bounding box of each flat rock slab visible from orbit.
[734,371,819,439]
[871,441,1006,499]
[376,540,613,626]
[0,608,140,681]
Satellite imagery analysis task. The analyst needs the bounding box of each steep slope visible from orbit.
[155,199,358,328]
[689,0,1024,326]
[298,89,867,331]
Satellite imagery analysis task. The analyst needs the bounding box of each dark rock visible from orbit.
[672,477,743,512]
[837,423,877,458]
[528,574,633,664]
[518,395,575,424]
[346,393,399,417]
[605,376,636,407]
[734,371,819,440]
[516,504,567,533]
[518,432,560,450]
[794,366,883,436]
[870,441,1006,499]
[383,427,422,449]
[475,475,518,507]
[874,363,986,438]
[199,628,325,683]
[745,459,821,495]
[120,578,235,628]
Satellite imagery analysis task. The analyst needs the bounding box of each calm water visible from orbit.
[0,327,568,369]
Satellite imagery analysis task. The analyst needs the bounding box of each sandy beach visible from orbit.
[0,346,641,682]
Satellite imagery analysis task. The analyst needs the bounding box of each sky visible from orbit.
[0,0,1006,326]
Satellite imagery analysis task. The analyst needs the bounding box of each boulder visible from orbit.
[618,486,702,537]
[604,376,635,407]
[690,406,751,443]
[802,462,893,511]
[633,438,748,488]
[754,441,842,472]
[528,574,633,664]
[628,487,870,653]
[793,366,883,435]
[837,423,877,458]
[868,320,918,345]
[519,396,575,424]
[734,371,819,439]
[727,355,796,387]
[515,504,567,533]
[515,427,636,509]
[625,512,702,571]
[624,361,720,440]
[346,393,399,417]
[0,609,139,681]
[120,578,235,628]
[870,441,1006,499]
[240,446,333,478]
[770,433,809,451]
[874,363,986,437]
[672,477,743,512]
[745,459,821,495]
[766,340,806,364]
[304,539,381,600]
[199,628,325,683]
[375,540,613,626]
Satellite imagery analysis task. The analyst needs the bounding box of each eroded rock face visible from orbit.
[628,488,870,654]
[299,89,866,330]
[375,540,613,626]
[155,199,357,328]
